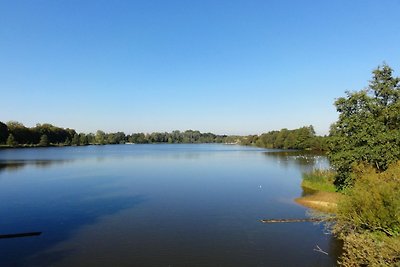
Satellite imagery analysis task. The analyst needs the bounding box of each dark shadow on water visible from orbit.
[0,159,75,174]
[328,237,343,266]
[0,194,146,267]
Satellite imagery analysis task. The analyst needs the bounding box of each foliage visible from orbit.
[0,121,8,144]
[64,137,71,146]
[301,169,336,192]
[332,162,400,266]
[34,123,76,144]
[95,130,106,145]
[0,122,325,149]
[107,132,125,144]
[0,121,237,147]
[335,162,400,237]
[3,121,77,146]
[337,232,400,267]
[328,64,400,189]
[6,134,17,147]
[126,130,229,144]
[71,134,80,146]
[79,133,89,145]
[7,121,36,144]
[39,135,49,147]
[240,126,328,151]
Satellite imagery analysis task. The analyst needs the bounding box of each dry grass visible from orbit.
[295,191,342,213]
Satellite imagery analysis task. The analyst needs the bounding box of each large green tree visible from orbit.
[328,64,400,189]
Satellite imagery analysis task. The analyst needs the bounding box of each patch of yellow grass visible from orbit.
[295,191,342,213]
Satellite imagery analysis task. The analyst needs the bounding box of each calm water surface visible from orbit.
[0,144,339,266]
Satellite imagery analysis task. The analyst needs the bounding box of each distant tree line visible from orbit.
[0,121,79,147]
[0,120,326,150]
[0,121,235,147]
[126,130,231,144]
[238,126,327,150]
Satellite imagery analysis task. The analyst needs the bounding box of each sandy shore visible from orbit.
[295,191,341,213]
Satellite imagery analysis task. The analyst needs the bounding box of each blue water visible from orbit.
[0,144,338,266]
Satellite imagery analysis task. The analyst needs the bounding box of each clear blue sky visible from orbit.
[1,0,399,135]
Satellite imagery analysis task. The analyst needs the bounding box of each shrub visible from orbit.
[336,162,400,236]
[333,162,400,265]
[337,232,400,267]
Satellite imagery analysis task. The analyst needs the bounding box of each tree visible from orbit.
[113,132,126,144]
[0,121,8,144]
[86,133,95,144]
[107,133,116,144]
[295,126,316,149]
[79,133,88,145]
[95,130,106,145]
[6,134,17,147]
[71,133,80,146]
[283,132,296,149]
[274,129,288,148]
[64,137,71,146]
[328,64,400,189]
[7,121,35,144]
[39,134,49,146]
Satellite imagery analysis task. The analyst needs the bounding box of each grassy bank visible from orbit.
[297,165,400,266]
[296,169,340,213]
[301,169,336,192]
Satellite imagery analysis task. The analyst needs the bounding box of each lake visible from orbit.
[0,144,339,266]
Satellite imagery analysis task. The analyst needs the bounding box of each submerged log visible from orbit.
[260,218,325,223]
[0,232,42,239]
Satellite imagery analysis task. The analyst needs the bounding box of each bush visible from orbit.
[336,162,400,236]
[337,232,400,267]
[333,162,400,265]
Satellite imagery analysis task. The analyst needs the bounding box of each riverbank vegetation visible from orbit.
[0,122,235,147]
[1,120,327,150]
[332,162,400,266]
[328,63,400,190]
[301,169,336,192]
[239,126,328,151]
[300,64,400,266]
[300,165,400,266]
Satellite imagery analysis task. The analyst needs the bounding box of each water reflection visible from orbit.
[0,157,147,266]
[0,161,26,172]
[0,193,146,266]
[263,150,329,171]
[0,159,74,174]
[301,186,319,197]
